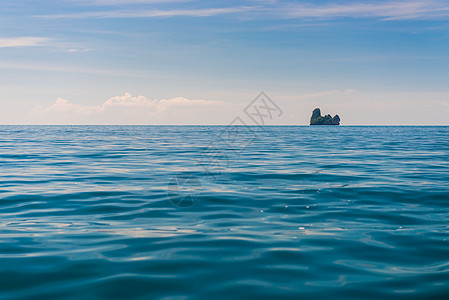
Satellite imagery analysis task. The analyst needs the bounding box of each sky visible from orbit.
[1,0,449,125]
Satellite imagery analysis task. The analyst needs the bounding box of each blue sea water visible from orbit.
[0,125,448,299]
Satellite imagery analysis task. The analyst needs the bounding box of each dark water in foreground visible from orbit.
[0,125,448,299]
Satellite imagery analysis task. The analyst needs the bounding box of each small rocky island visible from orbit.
[310,108,340,125]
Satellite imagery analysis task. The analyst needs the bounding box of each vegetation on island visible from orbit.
[310,108,340,125]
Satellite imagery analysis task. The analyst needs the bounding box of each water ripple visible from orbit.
[1,126,449,299]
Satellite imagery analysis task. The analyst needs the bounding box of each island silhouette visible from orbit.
[310,108,340,125]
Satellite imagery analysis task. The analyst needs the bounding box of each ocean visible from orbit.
[0,125,448,299]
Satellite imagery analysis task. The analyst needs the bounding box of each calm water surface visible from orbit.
[0,126,448,299]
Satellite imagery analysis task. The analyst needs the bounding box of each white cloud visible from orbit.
[35,92,220,114]
[31,93,225,124]
[101,92,218,111]
[0,37,53,48]
[35,98,102,115]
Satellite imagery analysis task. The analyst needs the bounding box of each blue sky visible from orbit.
[1,0,449,124]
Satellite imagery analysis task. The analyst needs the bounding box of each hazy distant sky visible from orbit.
[1,0,449,125]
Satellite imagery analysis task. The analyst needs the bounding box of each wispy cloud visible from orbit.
[0,61,138,76]
[38,1,449,21]
[285,0,449,20]
[297,89,356,99]
[0,37,53,48]
[66,0,191,5]
[0,37,92,53]
[39,6,254,19]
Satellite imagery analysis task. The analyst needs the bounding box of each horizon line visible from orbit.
[0,124,448,127]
